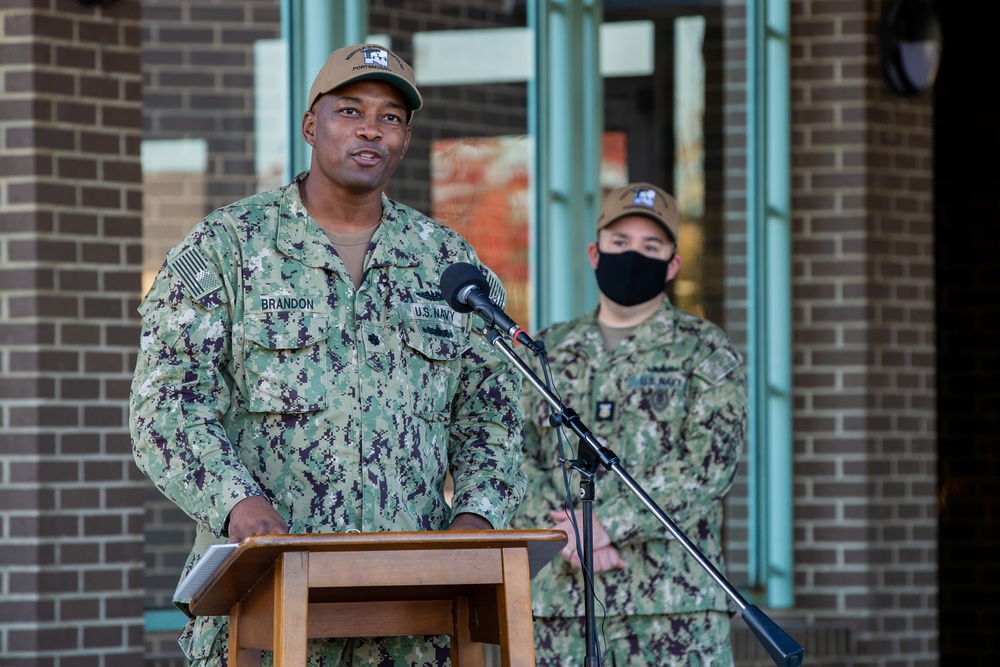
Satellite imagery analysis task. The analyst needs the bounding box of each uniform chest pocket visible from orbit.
[243,312,329,413]
[399,319,464,419]
[619,381,687,466]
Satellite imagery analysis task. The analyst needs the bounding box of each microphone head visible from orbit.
[440,262,489,313]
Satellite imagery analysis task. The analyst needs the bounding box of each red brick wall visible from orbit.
[0,1,146,666]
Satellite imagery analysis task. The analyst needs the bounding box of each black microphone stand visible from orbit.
[570,445,601,667]
[484,328,805,667]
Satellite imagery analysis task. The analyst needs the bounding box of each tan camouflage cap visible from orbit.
[307,43,423,113]
[597,182,680,242]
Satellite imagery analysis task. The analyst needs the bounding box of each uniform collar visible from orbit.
[276,173,420,270]
[575,298,680,358]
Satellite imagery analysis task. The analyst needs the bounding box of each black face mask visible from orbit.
[594,250,671,307]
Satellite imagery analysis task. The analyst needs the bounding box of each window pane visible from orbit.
[369,3,532,327]
[140,0,283,615]
[602,2,749,586]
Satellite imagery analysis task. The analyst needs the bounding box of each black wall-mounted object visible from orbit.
[881,0,943,96]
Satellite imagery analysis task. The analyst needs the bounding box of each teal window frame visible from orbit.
[529,0,602,328]
[746,0,794,608]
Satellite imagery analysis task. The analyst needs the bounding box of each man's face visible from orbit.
[587,215,681,282]
[302,79,411,195]
[588,214,677,263]
[586,214,682,305]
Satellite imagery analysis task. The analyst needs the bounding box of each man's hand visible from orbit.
[448,513,493,531]
[225,496,288,543]
[587,545,627,572]
[550,509,626,573]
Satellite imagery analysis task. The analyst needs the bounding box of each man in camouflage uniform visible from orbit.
[130,44,525,667]
[510,182,747,666]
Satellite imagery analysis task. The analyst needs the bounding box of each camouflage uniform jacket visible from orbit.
[510,299,746,618]
[130,174,525,658]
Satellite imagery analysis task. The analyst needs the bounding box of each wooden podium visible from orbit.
[187,530,566,667]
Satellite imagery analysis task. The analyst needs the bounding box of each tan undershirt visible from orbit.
[597,320,638,352]
[322,223,380,289]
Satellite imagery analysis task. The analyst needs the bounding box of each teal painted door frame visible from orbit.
[530,0,603,330]
[747,0,794,608]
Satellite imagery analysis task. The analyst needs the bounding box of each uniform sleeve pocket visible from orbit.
[243,311,329,413]
[178,615,225,662]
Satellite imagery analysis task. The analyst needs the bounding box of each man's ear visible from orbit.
[587,241,600,270]
[301,111,316,147]
[400,124,411,159]
[666,252,682,283]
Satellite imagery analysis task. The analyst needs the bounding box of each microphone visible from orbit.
[440,262,542,354]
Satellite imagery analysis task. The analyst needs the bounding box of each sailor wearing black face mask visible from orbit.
[511,182,748,667]
[588,181,679,329]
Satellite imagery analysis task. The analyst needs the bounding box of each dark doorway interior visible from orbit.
[934,3,1000,664]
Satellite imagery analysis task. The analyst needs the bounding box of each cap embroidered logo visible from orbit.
[633,188,657,209]
[363,48,389,68]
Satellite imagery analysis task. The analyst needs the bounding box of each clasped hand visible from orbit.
[550,509,625,573]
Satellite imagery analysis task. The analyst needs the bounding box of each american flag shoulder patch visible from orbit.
[169,246,224,301]
[485,268,506,310]
[693,348,740,386]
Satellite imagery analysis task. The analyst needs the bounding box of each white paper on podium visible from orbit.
[173,543,238,601]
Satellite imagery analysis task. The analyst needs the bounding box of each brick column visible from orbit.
[789,0,937,665]
[0,2,146,666]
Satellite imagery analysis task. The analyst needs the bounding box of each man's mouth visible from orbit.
[353,148,383,163]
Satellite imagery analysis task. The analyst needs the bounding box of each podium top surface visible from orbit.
[188,529,567,617]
